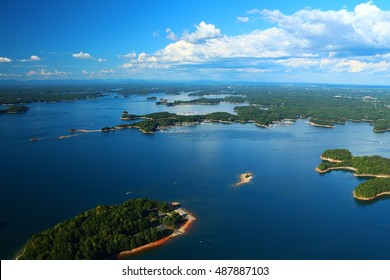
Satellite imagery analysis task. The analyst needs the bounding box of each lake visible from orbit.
[1,92,390,260]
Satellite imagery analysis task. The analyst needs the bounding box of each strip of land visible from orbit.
[117,208,195,258]
[309,122,335,128]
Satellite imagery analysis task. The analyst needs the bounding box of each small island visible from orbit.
[316,149,390,201]
[236,172,253,186]
[0,105,29,114]
[16,198,195,260]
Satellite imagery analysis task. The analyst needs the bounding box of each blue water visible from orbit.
[1,93,390,260]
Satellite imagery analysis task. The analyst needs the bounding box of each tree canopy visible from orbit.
[17,199,182,260]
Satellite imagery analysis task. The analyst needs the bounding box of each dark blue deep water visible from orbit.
[1,93,390,260]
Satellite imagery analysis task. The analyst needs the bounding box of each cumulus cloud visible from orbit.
[182,21,222,43]
[72,51,106,62]
[27,69,67,77]
[20,55,41,62]
[118,3,390,81]
[335,59,390,73]
[0,57,12,63]
[122,52,137,59]
[72,51,93,59]
[261,2,390,52]
[237,16,249,23]
[165,28,177,41]
[98,69,115,74]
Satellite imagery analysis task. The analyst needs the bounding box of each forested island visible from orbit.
[119,111,240,133]
[316,149,390,200]
[16,199,194,260]
[0,105,29,114]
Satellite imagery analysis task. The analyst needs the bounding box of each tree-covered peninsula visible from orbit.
[316,149,390,200]
[0,105,29,114]
[17,199,193,260]
[119,111,240,133]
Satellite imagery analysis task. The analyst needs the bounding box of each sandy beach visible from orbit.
[117,208,195,259]
[320,156,343,163]
[236,172,253,186]
[309,122,334,128]
[353,190,390,201]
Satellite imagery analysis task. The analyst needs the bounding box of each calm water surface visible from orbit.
[1,93,390,259]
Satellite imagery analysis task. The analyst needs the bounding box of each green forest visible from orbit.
[121,84,390,132]
[3,83,390,132]
[317,149,390,200]
[354,178,390,199]
[320,149,353,161]
[17,198,186,260]
[317,149,390,175]
[0,105,29,114]
[0,85,104,104]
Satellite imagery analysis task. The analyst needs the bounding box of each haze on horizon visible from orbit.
[2,0,390,85]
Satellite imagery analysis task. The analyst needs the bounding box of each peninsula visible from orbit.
[16,199,195,260]
[316,149,390,201]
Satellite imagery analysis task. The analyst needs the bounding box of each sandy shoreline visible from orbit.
[315,166,390,178]
[309,122,334,128]
[315,166,358,173]
[320,156,343,163]
[117,208,195,259]
[236,172,253,186]
[353,190,390,201]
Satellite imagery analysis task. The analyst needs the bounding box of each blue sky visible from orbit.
[2,0,390,84]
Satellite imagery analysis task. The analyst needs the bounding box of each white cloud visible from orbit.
[181,21,222,43]
[98,69,115,74]
[122,52,137,59]
[72,51,106,62]
[0,57,12,63]
[116,3,390,82]
[0,73,21,77]
[30,55,41,61]
[335,59,390,73]
[27,69,67,77]
[165,28,177,41]
[237,16,249,23]
[72,51,93,59]
[247,8,262,15]
[20,55,41,62]
[261,2,390,50]
[275,58,320,69]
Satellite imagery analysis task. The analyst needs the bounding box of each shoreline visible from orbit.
[236,172,253,186]
[353,190,390,201]
[320,156,343,163]
[315,167,390,178]
[309,122,335,128]
[117,208,195,259]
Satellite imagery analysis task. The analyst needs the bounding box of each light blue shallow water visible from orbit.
[1,93,390,260]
